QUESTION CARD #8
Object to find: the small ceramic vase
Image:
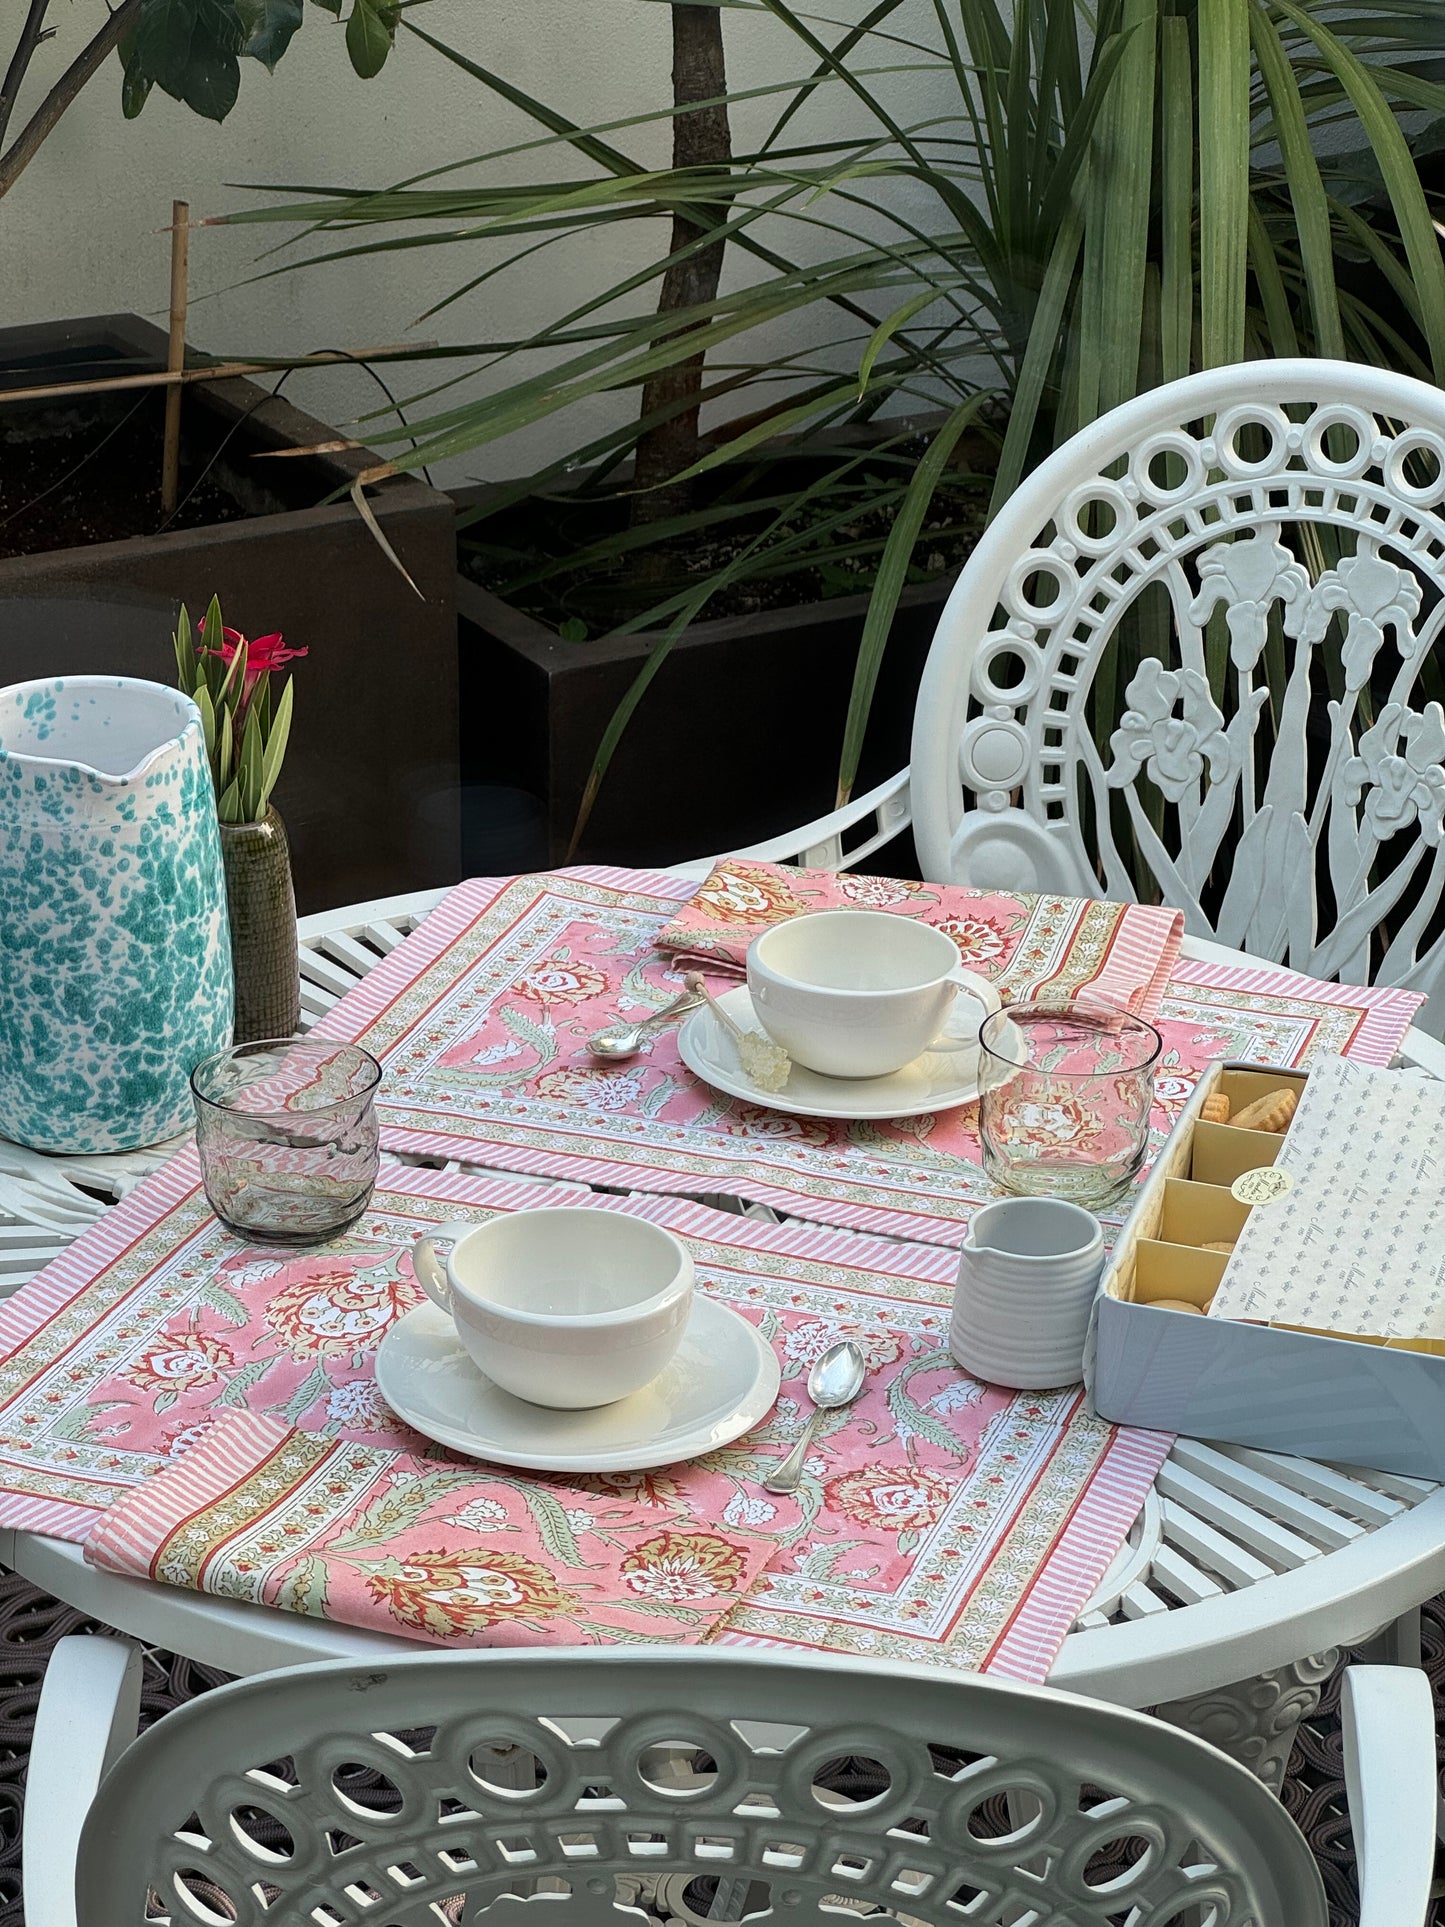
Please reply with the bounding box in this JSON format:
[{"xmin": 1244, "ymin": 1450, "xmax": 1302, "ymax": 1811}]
[
  {"xmin": 949, "ymin": 1197, "xmax": 1105, "ymax": 1389},
  {"xmin": 0, "ymin": 675, "xmax": 233, "ymax": 1153},
  {"xmin": 219, "ymin": 805, "xmax": 301, "ymax": 1045}
]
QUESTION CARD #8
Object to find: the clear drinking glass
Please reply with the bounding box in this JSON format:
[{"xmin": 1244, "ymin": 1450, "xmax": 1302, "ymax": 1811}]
[
  {"xmin": 977, "ymin": 996, "xmax": 1162, "ymax": 1208},
  {"xmin": 191, "ymin": 1039, "xmax": 382, "ymax": 1244}
]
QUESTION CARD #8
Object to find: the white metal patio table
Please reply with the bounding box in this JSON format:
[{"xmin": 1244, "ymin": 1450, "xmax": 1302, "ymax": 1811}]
[{"xmin": 0, "ymin": 886, "xmax": 1440, "ymax": 1791}]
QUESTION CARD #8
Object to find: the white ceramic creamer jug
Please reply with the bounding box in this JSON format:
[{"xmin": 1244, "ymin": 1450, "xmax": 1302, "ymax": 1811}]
[{"xmin": 950, "ymin": 1197, "xmax": 1104, "ymax": 1389}]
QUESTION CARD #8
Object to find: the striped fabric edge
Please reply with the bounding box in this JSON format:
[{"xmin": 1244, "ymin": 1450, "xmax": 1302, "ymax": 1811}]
[
  {"xmin": 384, "ymin": 1162, "xmax": 961, "ymax": 1281},
  {"xmin": 0, "ymin": 1146, "xmax": 207, "ymax": 1359},
  {"xmin": 0, "ymin": 1151, "xmax": 598, "ymax": 1358},
  {"xmin": 0, "ymin": 1490, "xmax": 126, "ymax": 1542},
  {"xmin": 375, "ymin": 1121, "xmax": 988, "ymax": 1248},
  {"xmin": 391, "ymin": 1165, "xmax": 962, "ymax": 1281},
  {"xmin": 84, "ymin": 1410, "xmax": 292, "ymax": 1576},
  {"xmin": 563, "ymin": 865, "xmax": 696, "ymax": 898},
  {"xmin": 605, "ymin": 1189, "xmax": 960, "ymax": 1283},
  {"xmin": 6, "ymin": 1147, "xmax": 963, "ymax": 1361},
  {"xmin": 1093, "ymin": 905, "xmax": 1184, "ymax": 1024},
  {"xmin": 984, "ymin": 1422, "xmax": 1173, "ymax": 1682},
  {"xmin": 311, "ymin": 868, "xmax": 694, "ymax": 1048},
  {"xmin": 1168, "ymin": 956, "xmax": 1425, "ymax": 1066}
]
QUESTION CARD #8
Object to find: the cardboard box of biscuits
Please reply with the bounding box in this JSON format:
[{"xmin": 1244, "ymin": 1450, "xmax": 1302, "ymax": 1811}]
[{"xmin": 1085, "ymin": 1053, "xmax": 1445, "ymax": 1480}]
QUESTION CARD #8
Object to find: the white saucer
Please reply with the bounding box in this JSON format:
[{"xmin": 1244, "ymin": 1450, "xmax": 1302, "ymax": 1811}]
[
  {"xmin": 375, "ymin": 1294, "xmax": 780, "ymax": 1473},
  {"xmin": 678, "ymin": 985, "xmax": 1020, "ymax": 1120}
]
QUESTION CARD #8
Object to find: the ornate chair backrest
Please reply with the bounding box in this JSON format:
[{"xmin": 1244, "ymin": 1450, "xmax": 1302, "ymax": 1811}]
[
  {"xmin": 911, "ymin": 359, "xmax": 1445, "ymax": 1033},
  {"xmin": 79, "ymin": 1647, "xmax": 1326, "ymax": 1926}
]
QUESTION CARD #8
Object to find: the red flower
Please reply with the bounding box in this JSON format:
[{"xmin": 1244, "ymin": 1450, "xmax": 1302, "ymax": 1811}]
[{"xmin": 207, "ymin": 625, "xmax": 307, "ymax": 704}]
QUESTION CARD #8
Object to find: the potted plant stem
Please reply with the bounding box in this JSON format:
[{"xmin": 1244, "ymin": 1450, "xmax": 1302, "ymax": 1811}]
[{"xmin": 174, "ymin": 595, "xmax": 305, "ymax": 1043}]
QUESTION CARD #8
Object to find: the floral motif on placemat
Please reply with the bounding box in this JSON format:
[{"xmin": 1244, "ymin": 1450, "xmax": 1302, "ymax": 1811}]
[
  {"xmin": 0, "ymin": 1154, "xmax": 1166, "ymax": 1678},
  {"xmin": 85, "ymin": 1412, "xmax": 776, "ymax": 1649},
  {"xmin": 309, "ymin": 870, "xmax": 1224, "ymax": 1247}
]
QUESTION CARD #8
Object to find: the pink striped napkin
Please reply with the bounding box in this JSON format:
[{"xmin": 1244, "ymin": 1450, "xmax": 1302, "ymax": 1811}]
[
  {"xmin": 84, "ymin": 1410, "xmax": 778, "ymax": 1649},
  {"xmin": 655, "ymin": 859, "xmax": 1185, "ymax": 1022}
]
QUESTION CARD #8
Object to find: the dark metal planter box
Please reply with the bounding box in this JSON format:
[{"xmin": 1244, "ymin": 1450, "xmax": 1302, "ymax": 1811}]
[
  {"xmin": 456, "ymin": 566, "xmax": 948, "ymax": 872},
  {"xmin": 0, "ymin": 314, "xmax": 459, "ymax": 914}
]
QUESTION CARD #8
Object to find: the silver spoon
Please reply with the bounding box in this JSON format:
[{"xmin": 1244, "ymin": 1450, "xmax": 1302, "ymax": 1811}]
[
  {"xmin": 763, "ymin": 1340, "xmax": 867, "ymax": 1494},
  {"xmin": 587, "ymin": 986, "xmax": 703, "ymax": 1061}
]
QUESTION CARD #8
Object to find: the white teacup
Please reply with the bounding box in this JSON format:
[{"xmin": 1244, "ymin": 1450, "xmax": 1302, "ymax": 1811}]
[
  {"xmin": 746, "ymin": 910, "xmax": 1003, "ymax": 1079},
  {"xmin": 410, "ymin": 1208, "xmax": 694, "ymax": 1409}
]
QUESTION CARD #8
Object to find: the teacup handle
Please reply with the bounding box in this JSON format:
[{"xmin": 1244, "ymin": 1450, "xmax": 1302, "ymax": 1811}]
[
  {"xmin": 929, "ymin": 969, "xmax": 1005, "ymax": 1053},
  {"xmin": 410, "ymin": 1219, "xmax": 477, "ymax": 1312}
]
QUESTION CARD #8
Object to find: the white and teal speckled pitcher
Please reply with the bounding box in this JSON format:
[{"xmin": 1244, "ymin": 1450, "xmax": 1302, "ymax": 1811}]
[{"xmin": 0, "ymin": 676, "xmax": 234, "ymax": 1153}]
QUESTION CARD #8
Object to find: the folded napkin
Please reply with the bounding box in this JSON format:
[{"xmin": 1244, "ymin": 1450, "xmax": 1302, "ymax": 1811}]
[
  {"xmin": 656, "ymin": 858, "xmax": 1185, "ymax": 1023},
  {"xmin": 84, "ymin": 1411, "xmax": 777, "ymax": 1648}
]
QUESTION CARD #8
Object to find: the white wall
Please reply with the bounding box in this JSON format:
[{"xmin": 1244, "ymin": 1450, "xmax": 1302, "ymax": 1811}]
[{"xmin": 2, "ymin": 2, "xmax": 952, "ymax": 484}]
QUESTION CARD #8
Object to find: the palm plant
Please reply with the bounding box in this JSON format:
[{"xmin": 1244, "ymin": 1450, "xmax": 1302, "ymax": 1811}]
[{"xmin": 222, "ymin": 0, "xmax": 1445, "ymax": 839}]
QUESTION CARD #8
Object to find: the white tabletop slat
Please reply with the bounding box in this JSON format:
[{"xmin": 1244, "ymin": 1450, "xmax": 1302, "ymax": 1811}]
[
  {"xmin": 313, "ymin": 931, "xmax": 391, "ymax": 981},
  {"xmin": 1156, "ymin": 1468, "xmax": 1320, "ymax": 1570},
  {"xmin": 1169, "ymin": 1441, "xmax": 1366, "ymax": 1550},
  {"xmin": 1330, "ymin": 1463, "xmax": 1438, "ymax": 1502},
  {"xmin": 297, "ymin": 949, "xmax": 362, "ymax": 999},
  {"xmin": 1148, "ymin": 1543, "xmax": 1225, "ymax": 1606},
  {"xmin": 361, "ymin": 919, "xmax": 412, "ymax": 954},
  {"xmin": 1156, "ymin": 1500, "xmax": 1280, "ymax": 1588},
  {"xmin": 0, "ymin": 1243, "xmax": 69, "ymax": 1285},
  {"xmin": 1210, "ymin": 1445, "xmax": 1405, "ymax": 1526},
  {"xmin": 1118, "ymin": 1583, "xmax": 1170, "ymax": 1620},
  {"xmin": 0, "ymin": 1224, "xmax": 79, "ymax": 1249}
]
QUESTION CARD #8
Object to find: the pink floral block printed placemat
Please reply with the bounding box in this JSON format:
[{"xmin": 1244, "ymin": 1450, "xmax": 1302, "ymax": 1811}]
[
  {"xmin": 0, "ymin": 1153, "xmax": 1168, "ymax": 1680},
  {"xmin": 85, "ymin": 1409, "xmax": 778, "ymax": 1651},
  {"xmin": 1159, "ymin": 954, "xmax": 1424, "ymax": 1067},
  {"xmin": 310, "ymin": 867, "xmax": 1227, "ymax": 1248},
  {"xmin": 658, "ymin": 859, "xmax": 1424, "ymax": 1066}
]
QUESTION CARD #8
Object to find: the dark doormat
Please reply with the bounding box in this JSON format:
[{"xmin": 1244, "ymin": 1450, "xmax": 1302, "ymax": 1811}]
[{"xmin": 0, "ymin": 1572, "xmax": 1439, "ymax": 1923}]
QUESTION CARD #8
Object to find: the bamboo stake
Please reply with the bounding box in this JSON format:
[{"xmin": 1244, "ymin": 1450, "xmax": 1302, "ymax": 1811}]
[
  {"xmin": 0, "ymin": 345, "xmax": 424, "ymax": 409},
  {"xmin": 253, "ymin": 438, "xmax": 364, "ymax": 459},
  {"xmin": 160, "ymin": 199, "xmax": 190, "ymax": 514}
]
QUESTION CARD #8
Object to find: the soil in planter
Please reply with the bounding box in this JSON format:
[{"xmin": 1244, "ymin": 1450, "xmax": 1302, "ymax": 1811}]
[
  {"xmin": 0, "ymin": 397, "xmax": 248, "ymax": 559},
  {"xmin": 459, "ymin": 432, "xmax": 993, "ymax": 636}
]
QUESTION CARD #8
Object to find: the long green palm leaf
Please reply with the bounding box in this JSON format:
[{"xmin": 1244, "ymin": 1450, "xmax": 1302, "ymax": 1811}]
[
  {"xmin": 837, "ymin": 391, "xmax": 995, "ymax": 806},
  {"xmin": 1249, "ymin": 2, "xmax": 1347, "ymax": 358},
  {"xmin": 1158, "ymin": 16, "xmax": 1195, "ymax": 384},
  {"xmin": 1271, "ymin": 0, "xmax": 1445, "ymax": 378},
  {"xmin": 1198, "ymin": 0, "xmax": 1253, "ymax": 368}
]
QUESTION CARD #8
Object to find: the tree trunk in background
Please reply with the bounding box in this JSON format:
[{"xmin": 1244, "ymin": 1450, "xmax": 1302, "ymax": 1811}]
[{"xmin": 629, "ymin": 4, "xmax": 731, "ymax": 530}]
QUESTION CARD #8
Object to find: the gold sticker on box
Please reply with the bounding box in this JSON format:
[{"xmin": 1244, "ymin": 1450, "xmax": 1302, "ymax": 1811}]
[{"xmin": 1231, "ymin": 1166, "xmax": 1295, "ymax": 1205}]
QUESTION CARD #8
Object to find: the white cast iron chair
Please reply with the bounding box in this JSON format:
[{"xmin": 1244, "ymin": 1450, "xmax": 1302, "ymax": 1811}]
[
  {"xmin": 24, "ymin": 1638, "xmax": 1437, "ymax": 1927},
  {"xmin": 687, "ymin": 359, "xmax": 1445, "ymax": 1053}
]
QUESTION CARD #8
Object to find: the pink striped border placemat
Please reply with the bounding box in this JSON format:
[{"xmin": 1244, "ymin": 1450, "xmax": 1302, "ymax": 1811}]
[
  {"xmin": 311, "ymin": 867, "xmax": 1219, "ymax": 1248},
  {"xmin": 0, "ymin": 1152, "xmax": 1166, "ymax": 1681}
]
